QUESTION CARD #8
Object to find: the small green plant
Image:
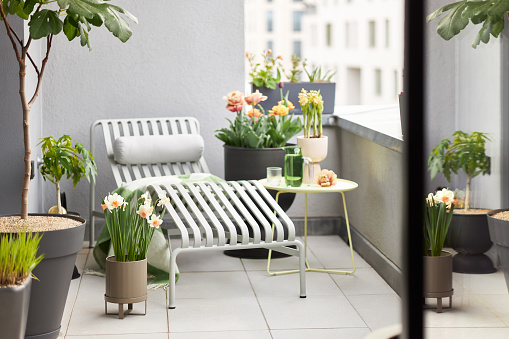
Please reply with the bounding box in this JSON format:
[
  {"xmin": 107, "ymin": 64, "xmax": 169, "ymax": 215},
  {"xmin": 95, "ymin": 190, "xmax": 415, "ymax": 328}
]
[
  {"xmin": 102, "ymin": 191, "xmax": 166, "ymax": 262},
  {"xmin": 424, "ymin": 188, "xmax": 455, "ymax": 256},
  {"xmin": 304, "ymin": 65, "xmax": 336, "ymax": 83},
  {"xmin": 285, "ymin": 54, "xmax": 304, "ymax": 83},
  {"xmin": 0, "ymin": 230, "xmax": 44, "ymax": 287},
  {"xmin": 246, "ymin": 50, "xmax": 282, "ymax": 89},
  {"xmin": 298, "ymin": 89, "xmax": 324, "ymax": 138},
  {"xmin": 428, "ymin": 131, "xmax": 490, "ymax": 210},
  {"xmin": 39, "ymin": 135, "xmax": 97, "ymax": 214}
]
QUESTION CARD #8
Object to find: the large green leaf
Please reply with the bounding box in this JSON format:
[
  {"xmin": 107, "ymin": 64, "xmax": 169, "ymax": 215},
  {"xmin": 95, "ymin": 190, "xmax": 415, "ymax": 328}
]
[
  {"xmin": 103, "ymin": 7, "xmax": 132, "ymax": 42},
  {"xmin": 427, "ymin": 1, "xmax": 465, "ymax": 22},
  {"xmin": 436, "ymin": 2, "xmax": 469, "ymax": 40},
  {"xmin": 58, "ymin": 0, "xmax": 108, "ymax": 20},
  {"xmin": 28, "ymin": 9, "xmax": 63, "ymax": 39}
]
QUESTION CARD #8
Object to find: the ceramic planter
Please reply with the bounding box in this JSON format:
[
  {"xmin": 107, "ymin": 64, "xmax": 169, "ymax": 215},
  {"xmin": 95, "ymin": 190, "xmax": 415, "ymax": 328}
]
[
  {"xmin": 446, "ymin": 212, "xmax": 495, "ymax": 274},
  {"xmin": 0, "ymin": 276, "xmax": 32, "ymax": 339},
  {"xmin": 105, "ymin": 256, "xmax": 147, "ymax": 319},
  {"xmin": 297, "ymin": 136, "xmax": 329, "ymax": 184},
  {"xmin": 487, "ymin": 209, "xmax": 509, "ymax": 292},
  {"xmin": 424, "ymin": 251, "xmax": 453, "ymax": 313},
  {"xmin": 253, "ymin": 82, "xmax": 336, "ymax": 114},
  {"xmin": 21, "ymin": 213, "xmax": 86, "ymax": 339}
]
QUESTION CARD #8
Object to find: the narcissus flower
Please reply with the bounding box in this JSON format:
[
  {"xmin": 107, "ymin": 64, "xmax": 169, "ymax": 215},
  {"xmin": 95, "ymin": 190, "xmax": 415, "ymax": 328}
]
[
  {"xmin": 141, "ymin": 191, "xmax": 151, "ymax": 203},
  {"xmin": 148, "ymin": 214, "xmax": 163, "ymax": 228},
  {"xmin": 104, "ymin": 193, "xmax": 124, "ymax": 210},
  {"xmin": 157, "ymin": 193, "xmax": 170, "ymax": 207},
  {"xmin": 435, "ymin": 188, "xmax": 455, "ymax": 208},
  {"xmin": 315, "ymin": 169, "xmax": 337, "ymax": 187},
  {"xmin": 137, "ymin": 203, "xmax": 154, "ymax": 219}
]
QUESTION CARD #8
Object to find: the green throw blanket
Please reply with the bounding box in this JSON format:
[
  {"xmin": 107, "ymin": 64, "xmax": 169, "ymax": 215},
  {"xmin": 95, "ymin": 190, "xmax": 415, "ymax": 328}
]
[{"xmin": 92, "ymin": 173, "xmax": 224, "ymax": 288}]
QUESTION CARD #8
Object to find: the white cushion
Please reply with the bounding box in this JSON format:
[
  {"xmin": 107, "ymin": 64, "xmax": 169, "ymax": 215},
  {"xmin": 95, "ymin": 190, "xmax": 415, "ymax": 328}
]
[{"xmin": 113, "ymin": 134, "xmax": 204, "ymax": 165}]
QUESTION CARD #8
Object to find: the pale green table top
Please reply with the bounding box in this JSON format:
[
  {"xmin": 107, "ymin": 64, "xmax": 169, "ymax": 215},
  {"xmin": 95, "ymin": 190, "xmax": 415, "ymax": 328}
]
[{"xmin": 259, "ymin": 178, "xmax": 358, "ymax": 193}]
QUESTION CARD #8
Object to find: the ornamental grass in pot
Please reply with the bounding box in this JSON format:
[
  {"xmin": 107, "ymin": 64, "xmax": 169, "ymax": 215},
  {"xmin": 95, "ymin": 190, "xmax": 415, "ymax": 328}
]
[
  {"xmin": 423, "ymin": 188, "xmax": 455, "ymax": 313},
  {"xmin": 428, "ymin": 131, "xmax": 494, "ymax": 273},
  {"xmin": 0, "ymin": 231, "xmax": 43, "ymax": 339},
  {"xmin": 102, "ymin": 191, "xmax": 167, "ymax": 318}
]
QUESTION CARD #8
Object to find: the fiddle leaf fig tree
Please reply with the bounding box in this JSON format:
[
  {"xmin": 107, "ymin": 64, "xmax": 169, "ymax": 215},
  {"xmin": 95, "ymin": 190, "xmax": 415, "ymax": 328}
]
[
  {"xmin": 428, "ymin": 131, "xmax": 491, "ymax": 210},
  {"xmin": 0, "ymin": 0, "xmax": 137, "ymax": 219},
  {"xmin": 427, "ymin": 0, "xmax": 509, "ymax": 48}
]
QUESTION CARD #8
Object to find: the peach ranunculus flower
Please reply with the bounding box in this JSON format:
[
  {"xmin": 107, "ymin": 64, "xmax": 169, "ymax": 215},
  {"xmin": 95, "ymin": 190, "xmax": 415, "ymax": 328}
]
[
  {"xmin": 245, "ymin": 90, "xmax": 267, "ymax": 105},
  {"xmin": 315, "ymin": 169, "xmax": 338, "ymax": 187},
  {"xmin": 246, "ymin": 108, "xmax": 263, "ymax": 118},
  {"xmin": 223, "ymin": 91, "xmax": 246, "ymax": 112},
  {"xmin": 269, "ymin": 104, "xmax": 290, "ymax": 116},
  {"xmin": 279, "ymin": 100, "xmax": 295, "ymax": 111}
]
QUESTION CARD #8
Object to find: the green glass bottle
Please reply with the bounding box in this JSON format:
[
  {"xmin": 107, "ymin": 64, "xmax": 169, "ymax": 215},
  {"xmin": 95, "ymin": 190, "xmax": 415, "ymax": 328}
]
[{"xmin": 283, "ymin": 146, "xmax": 303, "ymax": 187}]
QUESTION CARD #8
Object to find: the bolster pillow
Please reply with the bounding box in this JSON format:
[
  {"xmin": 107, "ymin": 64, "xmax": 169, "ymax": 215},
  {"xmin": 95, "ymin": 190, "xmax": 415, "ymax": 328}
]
[{"xmin": 113, "ymin": 134, "xmax": 204, "ymax": 165}]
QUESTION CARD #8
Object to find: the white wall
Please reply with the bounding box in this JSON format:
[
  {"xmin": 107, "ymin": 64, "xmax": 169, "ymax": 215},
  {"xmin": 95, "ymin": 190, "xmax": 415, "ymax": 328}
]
[{"xmin": 40, "ymin": 0, "xmax": 245, "ymax": 217}]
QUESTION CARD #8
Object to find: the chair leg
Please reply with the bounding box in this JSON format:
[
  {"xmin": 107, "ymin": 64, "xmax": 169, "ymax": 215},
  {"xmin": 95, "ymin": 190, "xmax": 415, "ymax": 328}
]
[
  {"xmin": 168, "ymin": 250, "xmax": 179, "ymax": 309},
  {"xmin": 296, "ymin": 242, "xmax": 307, "ymax": 298}
]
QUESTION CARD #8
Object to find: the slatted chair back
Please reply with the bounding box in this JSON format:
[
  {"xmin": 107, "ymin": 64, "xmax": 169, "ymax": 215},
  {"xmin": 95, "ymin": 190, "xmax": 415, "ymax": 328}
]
[{"xmin": 89, "ymin": 117, "xmax": 210, "ymax": 245}]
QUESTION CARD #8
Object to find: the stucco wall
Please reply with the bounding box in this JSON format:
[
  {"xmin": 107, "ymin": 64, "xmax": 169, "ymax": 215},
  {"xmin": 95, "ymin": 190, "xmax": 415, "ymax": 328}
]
[{"xmin": 40, "ymin": 0, "xmax": 245, "ymax": 217}]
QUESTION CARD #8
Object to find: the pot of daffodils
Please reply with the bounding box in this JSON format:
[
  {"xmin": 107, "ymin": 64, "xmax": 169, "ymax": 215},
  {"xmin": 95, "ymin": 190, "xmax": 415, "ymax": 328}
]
[
  {"xmin": 428, "ymin": 131, "xmax": 494, "ymax": 274},
  {"xmin": 102, "ymin": 191, "xmax": 167, "ymax": 319},
  {"xmin": 0, "ymin": 231, "xmax": 43, "ymax": 339},
  {"xmin": 297, "ymin": 89, "xmax": 328, "ymax": 184},
  {"xmin": 423, "ymin": 188, "xmax": 455, "ymax": 313}
]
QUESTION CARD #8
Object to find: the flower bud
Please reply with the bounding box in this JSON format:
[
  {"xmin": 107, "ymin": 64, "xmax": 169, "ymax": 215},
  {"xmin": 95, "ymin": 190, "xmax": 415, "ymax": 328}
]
[{"xmin": 279, "ymin": 82, "xmax": 284, "ymax": 89}]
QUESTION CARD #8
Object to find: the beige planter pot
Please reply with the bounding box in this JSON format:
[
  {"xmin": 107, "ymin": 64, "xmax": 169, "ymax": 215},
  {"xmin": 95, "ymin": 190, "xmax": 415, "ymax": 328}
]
[
  {"xmin": 105, "ymin": 256, "xmax": 147, "ymax": 319},
  {"xmin": 424, "ymin": 251, "xmax": 454, "ymax": 313},
  {"xmin": 297, "ymin": 136, "xmax": 329, "ymax": 184}
]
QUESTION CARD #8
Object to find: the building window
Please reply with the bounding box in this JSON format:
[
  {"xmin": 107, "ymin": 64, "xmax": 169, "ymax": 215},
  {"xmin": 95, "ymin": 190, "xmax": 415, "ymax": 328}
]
[
  {"xmin": 293, "ymin": 0, "xmax": 303, "ymax": 2},
  {"xmin": 369, "ymin": 20, "xmax": 376, "ymax": 47},
  {"xmin": 267, "ymin": 41, "xmax": 273, "ymax": 52},
  {"xmin": 375, "ymin": 69, "xmax": 382, "ymax": 96},
  {"xmin": 267, "ymin": 10, "xmax": 273, "ymax": 32},
  {"xmin": 293, "ymin": 11, "xmax": 304, "ymax": 32},
  {"xmin": 293, "ymin": 40, "xmax": 302, "ymax": 58},
  {"xmin": 385, "ymin": 19, "xmax": 390, "ymax": 48},
  {"xmin": 326, "ymin": 23, "xmax": 332, "ymax": 47}
]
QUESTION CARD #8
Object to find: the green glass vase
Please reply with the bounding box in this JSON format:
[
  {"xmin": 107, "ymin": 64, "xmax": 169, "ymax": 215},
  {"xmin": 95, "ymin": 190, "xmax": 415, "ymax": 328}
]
[{"xmin": 283, "ymin": 146, "xmax": 303, "ymax": 187}]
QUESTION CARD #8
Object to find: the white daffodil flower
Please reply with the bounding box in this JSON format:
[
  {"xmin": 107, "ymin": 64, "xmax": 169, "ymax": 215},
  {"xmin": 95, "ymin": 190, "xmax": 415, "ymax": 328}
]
[
  {"xmin": 435, "ymin": 188, "xmax": 455, "ymax": 208},
  {"xmin": 148, "ymin": 214, "xmax": 163, "ymax": 228},
  {"xmin": 137, "ymin": 202, "xmax": 154, "ymax": 219},
  {"xmin": 157, "ymin": 193, "xmax": 170, "ymax": 207}
]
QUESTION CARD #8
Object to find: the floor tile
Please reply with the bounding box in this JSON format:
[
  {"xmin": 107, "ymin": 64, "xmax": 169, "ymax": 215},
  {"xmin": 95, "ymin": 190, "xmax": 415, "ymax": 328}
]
[
  {"xmin": 247, "ymin": 269, "xmax": 343, "ymax": 297},
  {"xmin": 453, "ymin": 271, "xmax": 508, "ymax": 295},
  {"xmin": 168, "ymin": 330, "xmax": 272, "ymax": 339},
  {"xmin": 424, "ymin": 295, "xmax": 506, "ymax": 327},
  {"xmin": 174, "ymin": 271, "xmax": 255, "ymax": 299},
  {"xmin": 66, "ymin": 334, "xmax": 168, "ymax": 339},
  {"xmin": 425, "ymin": 327, "xmax": 509, "ymax": 339},
  {"xmin": 257, "ymin": 295, "xmax": 367, "ymax": 329},
  {"xmin": 67, "ymin": 289, "xmax": 168, "ymax": 336},
  {"xmin": 271, "ymin": 328, "xmax": 372, "ymax": 339},
  {"xmin": 174, "ymin": 249, "xmax": 245, "ymax": 272},
  {"xmin": 305, "ymin": 235, "xmax": 370, "ymax": 269},
  {"xmin": 241, "ymin": 248, "xmax": 323, "ymax": 271},
  {"xmin": 168, "ymin": 297, "xmax": 267, "ymax": 332},
  {"xmin": 331, "ymin": 267, "xmax": 396, "ymax": 295},
  {"xmin": 347, "ymin": 294, "xmax": 402, "ymax": 331},
  {"xmin": 476, "ymin": 294, "xmax": 509, "ymax": 326}
]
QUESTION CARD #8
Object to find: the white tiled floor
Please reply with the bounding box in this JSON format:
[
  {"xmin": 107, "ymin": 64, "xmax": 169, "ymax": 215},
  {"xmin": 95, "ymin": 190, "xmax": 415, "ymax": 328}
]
[{"xmin": 58, "ymin": 235, "xmax": 509, "ymax": 338}]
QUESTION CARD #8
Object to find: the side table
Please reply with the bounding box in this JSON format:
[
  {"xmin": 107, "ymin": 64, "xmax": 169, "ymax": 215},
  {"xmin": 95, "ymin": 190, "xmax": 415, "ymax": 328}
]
[{"xmin": 260, "ymin": 178, "xmax": 359, "ymax": 275}]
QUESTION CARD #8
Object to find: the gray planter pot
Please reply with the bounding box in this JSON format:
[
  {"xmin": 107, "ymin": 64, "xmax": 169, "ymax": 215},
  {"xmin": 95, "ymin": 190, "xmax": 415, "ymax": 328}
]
[
  {"xmin": 446, "ymin": 212, "xmax": 495, "ymax": 274},
  {"xmin": 487, "ymin": 209, "xmax": 509, "ymax": 293},
  {"xmin": 0, "ymin": 276, "xmax": 32, "ymax": 339},
  {"xmin": 23, "ymin": 213, "xmax": 86, "ymax": 339},
  {"xmin": 253, "ymin": 82, "xmax": 336, "ymax": 114},
  {"xmin": 424, "ymin": 251, "xmax": 454, "ymax": 313}
]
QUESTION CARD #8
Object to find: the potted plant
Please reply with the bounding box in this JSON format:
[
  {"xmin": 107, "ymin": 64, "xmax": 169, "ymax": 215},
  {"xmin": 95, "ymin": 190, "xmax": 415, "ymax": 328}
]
[
  {"xmin": 0, "ymin": 1, "xmax": 136, "ymax": 337},
  {"xmin": 0, "ymin": 231, "xmax": 43, "ymax": 339},
  {"xmin": 428, "ymin": 131, "xmax": 494, "ymax": 273},
  {"xmin": 39, "ymin": 135, "xmax": 97, "ymax": 214},
  {"xmin": 102, "ymin": 191, "xmax": 166, "ymax": 318},
  {"xmin": 248, "ymin": 50, "xmax": 336, "ymax": 114},
  {"xmin": 215, "ymin": 87, "xmax": 301, "ymax": 258},
  {"xmin": 423, "ymin": 188, "xmax": 455, "ymax": 313},
  {"xmin": 296, "ymin": 89, "xmax": 328, "ymax": 184}
]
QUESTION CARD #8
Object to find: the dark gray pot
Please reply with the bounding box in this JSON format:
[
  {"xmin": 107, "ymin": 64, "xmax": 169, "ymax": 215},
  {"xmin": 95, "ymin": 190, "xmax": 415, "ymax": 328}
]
[
  {"xmin": 223, "ymin": 145, "xmax": 295, "ymax": 259},
  {"xmin": 423, "ymin": 251, "xmax": 453, "ymax": 313},
  {"xmin": 253, "ymin": 82, "xmax": 336, "ymax": 114},
  {"xmin": 23, "ymin": 213, "xmax": 86, "ymax": 339},
  {"xmin": 487, "ymin": 209, "xmax": 509, "ymax": 292},
  {"xmin": 446, "ymin": 212, "xmax": 495, "ymax": 274},
  {"xmin": 0, "ymin": 276, "xmax": 32, "ymax": 339}
]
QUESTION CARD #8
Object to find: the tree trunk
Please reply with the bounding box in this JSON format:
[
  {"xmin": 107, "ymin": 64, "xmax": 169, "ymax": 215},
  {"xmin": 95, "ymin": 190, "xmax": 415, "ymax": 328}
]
[
  {"xmin": 465, "ymin": 175, "xmax": 471, "ymax": 211},
  {"xmin": 56, "ymin": 180, "xmax": 62, "ymax": 214},
  {"xmin": 20, "ymin": 61, "xmax": 31, "ymax": 219}
]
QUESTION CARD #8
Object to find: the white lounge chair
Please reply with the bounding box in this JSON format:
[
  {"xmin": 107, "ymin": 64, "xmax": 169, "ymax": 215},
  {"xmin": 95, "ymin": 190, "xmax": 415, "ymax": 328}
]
[{"xmin": 89, "ymin": 117, "xmax": 306, "ymax": 308}]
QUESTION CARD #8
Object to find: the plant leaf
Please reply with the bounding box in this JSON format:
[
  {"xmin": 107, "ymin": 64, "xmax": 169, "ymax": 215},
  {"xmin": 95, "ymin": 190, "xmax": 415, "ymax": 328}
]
[{"xmin": 28, "ymin": 9, "xmax": 63, "ymax": 39}]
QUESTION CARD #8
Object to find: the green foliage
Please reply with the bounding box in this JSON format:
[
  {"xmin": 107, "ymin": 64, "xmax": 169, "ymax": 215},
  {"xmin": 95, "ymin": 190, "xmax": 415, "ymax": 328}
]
[
  {"xmin": 304, "ymin": 65, "xmax": 336, "ymax": 83},
  {"xmin": 285, "ymin": 54, "xmax": 304, "ymax": 83},
  {"xmin": 428, "ymin": 131, "xmax": 490, "ymax": 182},
  {"xmin": 39, "ymin": 135, "xmax": 97, "ymax": 188},
  {"xmin": 427, "ymin": 0, "xmax": 509, "ymax": 48},
  {"xmin": 424, "ymin": 193, "xmax": 455, "ymax": 257},
  {"xmin": 247, "ymin": 50, "xmax": 282, "ymax": 90},
  {"xmin": 0, "ymin": 230, "xmax": 44, "ymax": 287},
  {"xmin": 1, "ymin": 0, "xmax": 137, "ymax": 49}
]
